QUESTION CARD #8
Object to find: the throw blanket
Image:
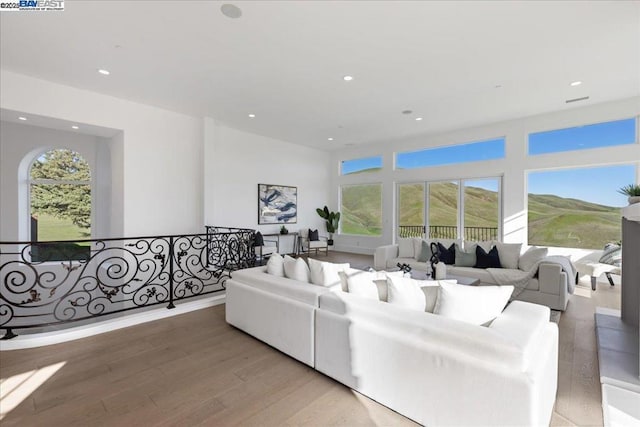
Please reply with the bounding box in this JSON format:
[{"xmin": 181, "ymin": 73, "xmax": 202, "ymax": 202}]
[{"xmin": 487, "ymin": 256, "xmax": 576, "ymax": 299}]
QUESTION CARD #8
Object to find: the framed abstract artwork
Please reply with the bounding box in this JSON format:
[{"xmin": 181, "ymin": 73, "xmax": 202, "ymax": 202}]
[{"xmin": 258, "ymin": 184, "xmax": 298, "ymax": 224}]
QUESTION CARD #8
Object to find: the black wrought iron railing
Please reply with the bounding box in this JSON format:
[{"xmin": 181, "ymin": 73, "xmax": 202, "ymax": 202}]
[
  {"xmin": 398, "ymin": 225, "xmax": 498, "ymax": 241},
  {"xmin": 0, "ymin": 227, "xmax": 255, "ymax": 339}
]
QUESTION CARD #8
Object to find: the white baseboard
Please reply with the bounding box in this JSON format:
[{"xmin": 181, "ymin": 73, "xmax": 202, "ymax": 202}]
[{"xmin": 0, "ymin": 294, "xmax": 226, "ymax": 351}]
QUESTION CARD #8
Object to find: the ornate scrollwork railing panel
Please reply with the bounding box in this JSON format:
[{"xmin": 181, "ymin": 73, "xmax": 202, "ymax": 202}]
[{"xmin": 1, "ymin": 228, "xmax": 254, "ymax": 338}]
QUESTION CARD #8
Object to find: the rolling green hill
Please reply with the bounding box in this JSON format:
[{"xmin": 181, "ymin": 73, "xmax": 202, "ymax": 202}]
[
  {"xmin": 527, "ymin": 194, "xmax": 620, "ymax": 249},
  {"xmin": 342, "ymin": 182, "xmax": 621, "ymax": 249}
]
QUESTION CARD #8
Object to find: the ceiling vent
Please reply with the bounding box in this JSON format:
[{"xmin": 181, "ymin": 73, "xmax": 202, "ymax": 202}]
[{"xmin": 566, "ymin": 96, "xmax": 589, "ymax": 104}]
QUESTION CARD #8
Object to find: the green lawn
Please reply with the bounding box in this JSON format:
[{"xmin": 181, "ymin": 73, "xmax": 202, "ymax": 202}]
[
  {"xmin": 31, "ymin": 213, "xmax": 91, "ymax": 261},
  {"xmin": 34, "ymin": 213, "xmax": 91, "ymax": 242}
]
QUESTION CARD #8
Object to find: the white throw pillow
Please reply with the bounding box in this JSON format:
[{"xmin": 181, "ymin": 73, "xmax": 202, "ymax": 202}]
[
  {"xmin": 434, "ymin": 282, "xmax": 513, "ymax": 326},
  {"xmin": 398, "ymin": 238, "xmax": 415, "ymax": 259},
  {"xmin": 308, "ymin": 258, "xmax": 350, "ymax": 287},
  {"xmin": 518, "ymin": 246, "xmax": 548, "ymax": 272},
  {"xmin": 386, "ymin": 275, "xmax": 427, "ymax": 311},
  {"xmin": 283, "ymin": 255, "xmax": 310, "ymax": 282},
  {"xmin": 496, "ymin": 242, "xmax": 522, "ymax": 270},
  {"xmin": 345, "ymin": 271, "xmax": 379, "ymax": 300},
  {"xmin": 338, "ymin": 269, "xmax": 405, "ymax": 300},
  {"xmin": 266, "ymin": 253, "xmax": 284, "ymax": 277}
]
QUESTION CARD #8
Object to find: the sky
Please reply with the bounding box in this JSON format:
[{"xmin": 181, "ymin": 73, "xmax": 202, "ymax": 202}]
[
  {"xmin": 396, "ymin": 138, "xmax": 505, "ymax": 169},
  {"xmin": 529, "ymin": 118, "xmax": 636, "ymax": 155}
]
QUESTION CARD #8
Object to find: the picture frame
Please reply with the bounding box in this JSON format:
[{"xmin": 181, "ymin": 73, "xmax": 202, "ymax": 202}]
[{"xmin": 258, "ymin": 184, "xmax": 298, "ymax": 224}]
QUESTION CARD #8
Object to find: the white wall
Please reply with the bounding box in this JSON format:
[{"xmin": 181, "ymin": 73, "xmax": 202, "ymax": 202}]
[
  {"xmin": 331, "ymin": 97, "xmax": 640, "ymax": 254},
  {"xmin": 0, "ymin": 121, "xmax": 117, "ymax": 240},
  {"xmin": 0, "ymin": 70, "xmax": 203, "ymax": 236},
  {"xmin": 203, "ymin": 118, "xmax": 330, "ymax": 237}
]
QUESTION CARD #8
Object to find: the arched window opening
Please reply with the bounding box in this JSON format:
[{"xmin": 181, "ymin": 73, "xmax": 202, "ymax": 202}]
[{"xmin": 29, "ymin": 148, "xmax": 91, "ymax": 261}]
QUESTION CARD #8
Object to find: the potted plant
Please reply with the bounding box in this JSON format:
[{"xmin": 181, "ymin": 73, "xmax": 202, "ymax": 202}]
[
  {"xmin": 618, "ymin": 184, "xmax": 640, "ymax": 205},
  {"xmin": 280, "ymin": 225, "xmax": 288, "ymax": 235},
  {"xmin": 316, "ymin": 206, "xmax": 340, "ymax": 245}
]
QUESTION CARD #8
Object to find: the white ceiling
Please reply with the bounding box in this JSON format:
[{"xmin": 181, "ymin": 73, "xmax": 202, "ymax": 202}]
[
  {"xmin": 0, "ymin": 108, "xmax": 121, "ymax": 138},
  {"xmin": 1, "ymin": 1, "xmax": 639, "ymax": 150}
]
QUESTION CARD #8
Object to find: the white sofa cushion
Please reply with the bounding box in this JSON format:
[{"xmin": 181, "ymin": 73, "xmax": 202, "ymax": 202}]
[
  {"xmin": 445, "ymin": 265, "xmax": 495, "ymax": 283},
  {"xmin": 496, "ymin": 242, "xmax": 522, "ymax": 269},
  {"xmin": 318, "ymin": 290, "xmax": 524, "ymax": 371},
  {"xmin": 386, "ymin": 275, "xmax": 428, "ymax": 311},
  {"xmin": 283, "ymin": 255, "xmax": 310, "ymax": 282},
  {"xmin": 434, "ymin": 282, "xmax": 514, "ymax": 325},
  {"xmin": 266, "ymin": 252, "xmax": 285, "ymax": 276},
  {"xmin": 519, "ymin": 246, "xmax": 548, "ymax": 272},
  {"xmin": 308, "ymin": 258, "xmax": 350, "ymax": 287}
]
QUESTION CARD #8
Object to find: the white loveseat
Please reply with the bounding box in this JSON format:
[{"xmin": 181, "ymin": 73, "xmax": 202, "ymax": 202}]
[
  {"xmin": 226, "ymin": 265, "xmax": 559, "ymax": 426},
  {"xmin": 375, "ymin": 238, "xmax": 571, "ymax": 311}
]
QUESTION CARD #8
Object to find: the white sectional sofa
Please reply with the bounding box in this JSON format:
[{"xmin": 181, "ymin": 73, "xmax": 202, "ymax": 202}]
[
  {"xmin": 226, "ymin": 265, "xmax": 559, "ymax": 426},
  {"xmin": 375, "ymin": 238, "xmax": 572, "ymax": 311}
]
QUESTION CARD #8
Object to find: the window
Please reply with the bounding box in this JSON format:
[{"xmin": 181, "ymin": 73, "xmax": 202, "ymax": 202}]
[
  {"xmin": 463, "ymin": 179, "xmax": 500, "ymax": 241},
  {"xmin": 340, "ymin": 183, "xmax": 382, "ymax": 236},
  {"xmin": 29, "ymin": 149, "xmax": 92, "ymax": 261},
  {"xmin": 528, "ymin": 118, "xmax": 637, "ymax": 155},
  {"xmin": 528, "ymin": 164, "xmax": 636, "ymax": 249},
  {"xmin": 341, "ymin": 156, "xmax": 383, "ymax": 175},
  {"xmin": 396, "ymin": 138, "xmax": 505, "ymax": 170},
  {"xmin": 398, "ymin": 183, "xmax": 425, "ymax": 237},
  {"xmin": 397, "ymin": 178, "xmax": 501, "ymax": 241},
  {"xmin": 428, "ymin": 181, "xmax": 459, "ymax": 239}
]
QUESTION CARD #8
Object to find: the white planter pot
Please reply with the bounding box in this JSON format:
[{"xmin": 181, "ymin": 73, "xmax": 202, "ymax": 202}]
[{"xmin": 628, "ymin": 196, "xmax": 640, "ymax": 205}]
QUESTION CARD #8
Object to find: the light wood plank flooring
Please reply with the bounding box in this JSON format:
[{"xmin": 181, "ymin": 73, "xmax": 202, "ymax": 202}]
[{"xmin": 0, "ymin": 251, "xmax": 620, "ymax": 426}]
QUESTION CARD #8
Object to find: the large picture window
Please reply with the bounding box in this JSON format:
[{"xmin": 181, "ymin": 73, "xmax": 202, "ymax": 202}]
[
  {"xmin": 340, "ymin": 183, "xmax": 382, "ymax": 236},
  {"xmin": 29, "ymin": 148, "xmax": 92, "ymax": 261},
  {"xmin": 397, "ymin": 178, "xmax": 500, "ymax": 241},
  {"xmin": 527, "ymin": 164, "xmax": 636, "ymax": 249}
]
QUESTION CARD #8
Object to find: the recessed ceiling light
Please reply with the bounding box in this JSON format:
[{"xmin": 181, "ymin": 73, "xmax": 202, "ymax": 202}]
[
  {"xmin": 415, "ymin": 117, "xmax": 423, "ymax": 121},
  {"xmin": 402, "ymin": 110, "xmax": 413, "ymax": 115},
  {"xmin": 570, "ymin": 81, "xmax": 582, "ymax": 86},
  {"xmin": 71, "ymin": 125, "xmax": 79, "ymax": 130},
  {"xmin": 221, "ymin": 4, "xmax": 242, "ymax": 19},
  {"xmin": 343, "ymin": 75, "xmax": 354, "ymax": 81},
  {"xmin": 327, "ymin": 137, "xmax": 334, "ymax": 141},
  {"xmin": 18, "ymin": 116, "xmax": 27, "ymax": 121},
  {"xmin": 98, "ymin": 69, "xmax": 110, "ymax": 75},
  {"xmin": 248, "ymin": 113, "xmax": 255, "ymax": 118}
]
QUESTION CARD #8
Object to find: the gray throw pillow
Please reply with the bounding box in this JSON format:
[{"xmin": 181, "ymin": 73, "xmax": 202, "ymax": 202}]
[
  {"xmin": 417, "ymin": 240, "xmax": 432, "ymax": 262},
  {"xmin": 599, "ymin": 243, "xmax": 621, "ymax": 266},
  {"xmin": 454, "ymin": 243, "xmax": 476, "ymax": 267}
]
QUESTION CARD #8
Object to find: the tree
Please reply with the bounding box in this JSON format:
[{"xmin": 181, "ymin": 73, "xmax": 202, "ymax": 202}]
[{"xmin": 30, "ymin": 149, "xmax": 91, "ymax": 229}]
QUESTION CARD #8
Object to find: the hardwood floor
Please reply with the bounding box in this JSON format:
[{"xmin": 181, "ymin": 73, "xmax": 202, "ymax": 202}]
[{"xmin": 0, "ymin": 251, "xmax": 619, "ymax": 426}]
